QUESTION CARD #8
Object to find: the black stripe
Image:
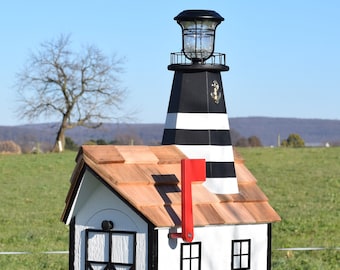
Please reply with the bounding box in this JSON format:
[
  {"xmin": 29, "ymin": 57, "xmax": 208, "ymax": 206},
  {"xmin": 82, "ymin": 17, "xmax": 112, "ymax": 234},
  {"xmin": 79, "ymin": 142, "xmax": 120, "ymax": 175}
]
[
  {"xmin": 267, "ymin": 223, "xmax": 272, "ymax": 270},
  {"xmin": 162, "ymin": 129, "xmax": 232, "ymax": 145},
  {"xmin": 69, "ymin": 217, "xmax": 75, "ymax": 270},
  {"xmin": 206, "ymin": 162, "xmax": 236, "ymax": 178},
  {"xmin": 148, "ymin": 224, "xmax": 158, "ymax": 270},
  {"xmin": 167, "ymin": 71, "xmax": 227, "ymax": 113}
]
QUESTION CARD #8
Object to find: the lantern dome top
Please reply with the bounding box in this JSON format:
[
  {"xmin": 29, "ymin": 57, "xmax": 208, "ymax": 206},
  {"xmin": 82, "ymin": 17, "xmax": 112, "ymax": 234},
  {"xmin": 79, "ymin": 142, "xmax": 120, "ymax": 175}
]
[{"xmin": 174, "ymin": 10, "xmax": 224, "ymax": 22}]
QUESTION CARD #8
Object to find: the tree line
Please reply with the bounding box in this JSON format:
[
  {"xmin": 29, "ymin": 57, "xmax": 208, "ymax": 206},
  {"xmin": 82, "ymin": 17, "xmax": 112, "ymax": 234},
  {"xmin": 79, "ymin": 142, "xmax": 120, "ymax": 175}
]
[{"xmin": 231, "ymin": 130, "xmax": 305, "ymax": 148}]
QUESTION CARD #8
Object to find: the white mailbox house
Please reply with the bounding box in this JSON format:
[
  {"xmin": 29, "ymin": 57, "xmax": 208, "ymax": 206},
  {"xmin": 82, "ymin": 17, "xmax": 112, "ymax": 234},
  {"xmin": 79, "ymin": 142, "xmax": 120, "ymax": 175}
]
[{"xmin": 61, "ymin": 145, "xmax": 280, "ymax": 270}]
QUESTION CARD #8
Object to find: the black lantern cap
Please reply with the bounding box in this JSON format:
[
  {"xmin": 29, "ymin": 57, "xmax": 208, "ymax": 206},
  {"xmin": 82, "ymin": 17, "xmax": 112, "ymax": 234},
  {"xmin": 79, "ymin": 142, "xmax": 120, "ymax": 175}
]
[{"xmin": 174, "ymin": 10, "xmax": 224, "ymax": 23}]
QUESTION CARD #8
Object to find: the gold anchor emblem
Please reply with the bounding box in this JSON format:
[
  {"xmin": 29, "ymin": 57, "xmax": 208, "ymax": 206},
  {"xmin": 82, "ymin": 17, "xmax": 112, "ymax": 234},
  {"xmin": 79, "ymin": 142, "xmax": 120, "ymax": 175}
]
[{"xmin": 210, "ymin": 80, "xmax": 221, "ymax": 104}]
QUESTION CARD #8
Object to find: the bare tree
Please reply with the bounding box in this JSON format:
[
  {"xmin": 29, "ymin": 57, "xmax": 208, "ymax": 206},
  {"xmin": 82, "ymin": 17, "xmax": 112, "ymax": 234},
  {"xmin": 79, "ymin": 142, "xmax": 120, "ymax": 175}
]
[{"xmin": 15, "ymin": 34, "xmax": 127, "ymax": 152}]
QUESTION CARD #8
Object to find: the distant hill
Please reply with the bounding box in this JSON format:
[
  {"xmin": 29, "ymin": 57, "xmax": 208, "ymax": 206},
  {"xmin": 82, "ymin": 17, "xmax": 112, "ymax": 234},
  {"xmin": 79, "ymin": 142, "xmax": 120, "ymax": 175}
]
[
  {"xmin": 229, "ymin": 117, "xmax": 340, "ymax": 146},
  {"xmin": 1, "ymin": 117, "xmax": 340, "ymax": 147},
  {"xmin": 0, "ymin": 123, "xmax": 164, "ymax": 147}
]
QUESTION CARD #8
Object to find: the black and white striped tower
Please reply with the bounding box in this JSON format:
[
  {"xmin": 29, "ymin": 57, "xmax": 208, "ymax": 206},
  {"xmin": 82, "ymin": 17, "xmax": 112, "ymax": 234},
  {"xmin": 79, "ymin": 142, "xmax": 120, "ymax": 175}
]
[{"xmin": 162, "ymin": 10, "xmax": 239, "ymax": 194}]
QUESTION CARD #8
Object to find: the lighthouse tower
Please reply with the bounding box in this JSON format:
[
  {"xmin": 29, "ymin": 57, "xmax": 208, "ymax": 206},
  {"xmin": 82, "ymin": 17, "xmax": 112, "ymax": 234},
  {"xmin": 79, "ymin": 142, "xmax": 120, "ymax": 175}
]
[{"xmin": 162, "ymin": 10, "xmax": 239, "ymax": 194}]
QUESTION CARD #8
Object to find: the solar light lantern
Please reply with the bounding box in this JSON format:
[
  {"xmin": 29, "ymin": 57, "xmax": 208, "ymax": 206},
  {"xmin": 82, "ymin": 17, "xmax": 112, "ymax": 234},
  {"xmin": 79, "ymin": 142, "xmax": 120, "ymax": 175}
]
[{"xmin": 175, "ymin": 10, "xmax": 224, "ymax": 64}]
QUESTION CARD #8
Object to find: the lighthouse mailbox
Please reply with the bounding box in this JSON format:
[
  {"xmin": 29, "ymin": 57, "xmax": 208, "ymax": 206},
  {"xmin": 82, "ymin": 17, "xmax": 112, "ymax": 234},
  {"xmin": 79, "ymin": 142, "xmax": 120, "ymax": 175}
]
[
  {"xmin": 163, "ymin": 10, "xmax": 237, "ymax": 195},
  {"xmin": 62, "ymin": 10, "xmax": 280, "ymax": 270}
]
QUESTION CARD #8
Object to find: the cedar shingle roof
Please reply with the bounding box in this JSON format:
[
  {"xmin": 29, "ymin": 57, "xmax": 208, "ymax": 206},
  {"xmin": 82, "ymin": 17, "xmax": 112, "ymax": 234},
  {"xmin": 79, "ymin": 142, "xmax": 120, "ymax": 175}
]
[{"xmin": 62, "ymin": 145, "xmax": 280, "ymax": 226}]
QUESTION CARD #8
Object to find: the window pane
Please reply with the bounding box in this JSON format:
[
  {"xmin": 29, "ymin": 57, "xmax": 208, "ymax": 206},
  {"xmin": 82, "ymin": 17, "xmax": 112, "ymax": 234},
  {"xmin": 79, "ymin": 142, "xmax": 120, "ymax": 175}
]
[
  {"xmin": 241, "ymin": 241, "xmax": 249, "ymax": 254},
  {"xmin": 87, "ymin": 232, "xmax": 109, "ymax": 262},
  {"xmin": 115, "ymin": 266, "xmax": 131, "ymax": 270},
  {"xmin": 182, "ymin": 259, "xmax": 190, "ymax": 270},
  {"xmin": 191, "ymin": 258, "xmax": 200, "ymax": 270},
  {"xmin": 233, "ymin": 256, "xmax": 240, "ymax": 269},
  {"xmin": 233, "ymin": 241, "xmax": 240, "ymax": 255},
  {"xmin": 191, "ymin": 244, "xmax": 200, "ymax": 257},
  {"xmin": 88, "ymin": 263, "xmax": 106, "ymax": 270},
  {"xmin": 241, "ymin": 255, "xmax": 249, "ymax": 268},
  {"xmin": 111, "ymin": 233, "xmax": 134, "ymax": 264},
  {"xmin": 182, "ymin": 245, "xmax": 190, "ymax": 258}
]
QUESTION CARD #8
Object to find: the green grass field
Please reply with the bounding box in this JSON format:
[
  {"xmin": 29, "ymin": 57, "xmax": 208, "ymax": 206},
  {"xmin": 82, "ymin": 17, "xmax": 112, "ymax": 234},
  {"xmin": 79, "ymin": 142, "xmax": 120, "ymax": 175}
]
[
  {"xmin": 0, "ymin": 148, "xmax": 339, "ymax": 269},
  {"xmin": 237, "ymin": 147, "xmax": 339, "ymax": 269}
]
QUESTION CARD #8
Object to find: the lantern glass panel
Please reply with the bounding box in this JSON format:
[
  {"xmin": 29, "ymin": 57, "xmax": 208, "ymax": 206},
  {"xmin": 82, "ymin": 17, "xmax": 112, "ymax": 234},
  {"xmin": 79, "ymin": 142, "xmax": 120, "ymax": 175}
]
[{"xmin": 180, "ymin": 20, "xmax": 218, "ymax": 62}]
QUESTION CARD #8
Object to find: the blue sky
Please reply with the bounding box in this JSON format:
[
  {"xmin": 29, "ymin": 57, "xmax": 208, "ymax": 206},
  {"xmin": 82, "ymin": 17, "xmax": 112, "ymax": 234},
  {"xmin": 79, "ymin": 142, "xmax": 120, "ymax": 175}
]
[{"xmin": 1, "ymin": 1, "xmax": 339, "ymax": 126}]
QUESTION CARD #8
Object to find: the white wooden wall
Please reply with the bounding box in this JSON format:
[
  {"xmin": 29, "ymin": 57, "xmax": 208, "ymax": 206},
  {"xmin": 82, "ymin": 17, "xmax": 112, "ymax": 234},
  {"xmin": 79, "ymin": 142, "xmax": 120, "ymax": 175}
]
[{"xmin": 157, "ymin": 223, "xmax": 269, "ymax": 270}]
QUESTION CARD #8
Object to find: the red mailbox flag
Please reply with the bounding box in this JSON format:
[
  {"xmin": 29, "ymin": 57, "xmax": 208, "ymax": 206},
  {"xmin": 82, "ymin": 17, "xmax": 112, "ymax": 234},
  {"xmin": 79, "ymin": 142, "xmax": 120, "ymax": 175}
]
[{"xmin": 170, "ymin": 159, "xmax": 206, "ymax": 242}]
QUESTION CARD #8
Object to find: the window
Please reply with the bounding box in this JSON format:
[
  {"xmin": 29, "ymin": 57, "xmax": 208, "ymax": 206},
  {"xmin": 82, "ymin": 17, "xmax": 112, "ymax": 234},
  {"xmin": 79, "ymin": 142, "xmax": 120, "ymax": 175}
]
[
  {"xmin": 181, "ymin": 242, "xmax": 201, "ymax": 270},
  {"xmin": 231, "ymin": 239, "xmax": 251, "ymax": 270},
  {"xmin": 85, "ymin": 229, "xmax": 136, "ymax": 270}
]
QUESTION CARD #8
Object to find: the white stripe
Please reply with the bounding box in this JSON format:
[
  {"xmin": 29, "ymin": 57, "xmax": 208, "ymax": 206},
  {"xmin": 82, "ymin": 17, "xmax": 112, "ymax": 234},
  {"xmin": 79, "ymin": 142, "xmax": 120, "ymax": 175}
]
[
  {"xmin": 177, "ymin": 145, "xmax": 234, "ymax": 162},
  {"xmin": 165, "ymin": 113, "xmax": 230, "ymax": 130},
  {"xmin": 204, "ymin": 177, "xmax": 239, "ymax": 194}
]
